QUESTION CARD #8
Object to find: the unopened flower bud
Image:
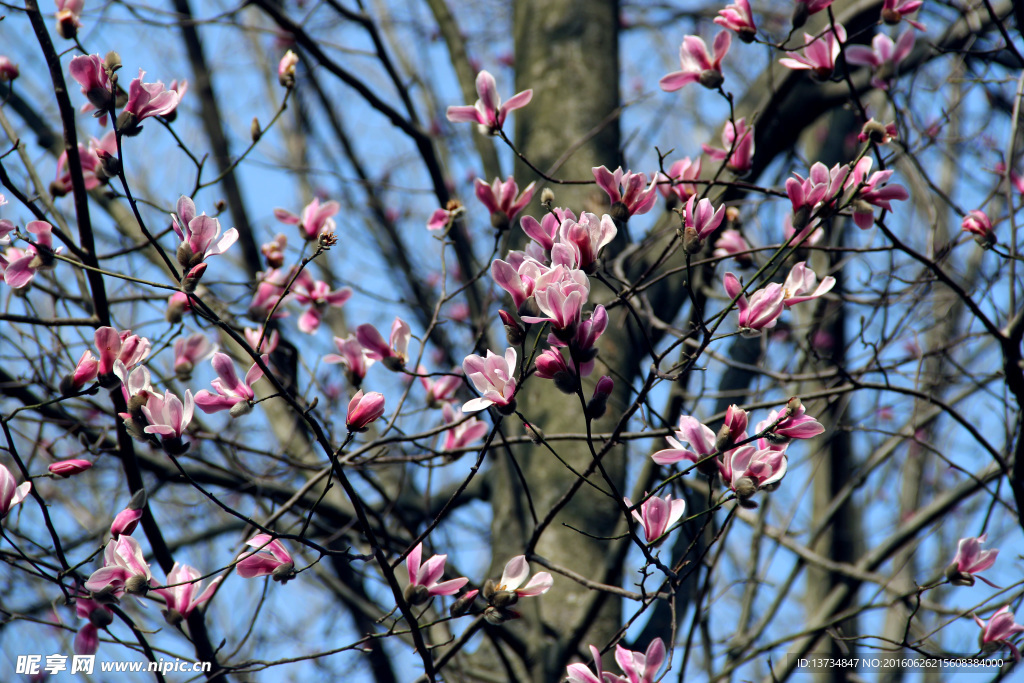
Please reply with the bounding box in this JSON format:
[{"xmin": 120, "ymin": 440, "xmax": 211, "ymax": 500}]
[
  {"xmin": 181, "ymin": 263, "xmax": 207, "ymax": 293},
  {"xmin": 449, "ymin": 590, "xmax": 478, "ymax": 617},
  {"xmin": 489, "ymin": 589, "xmax": 518, "ymax": 609},
  {"xmin": 714, "ymin": 423, "xmax": 733, "ymax": 452},
  {"xmin": 499, "ymin": 310, "xmax": 525, "ymax": 346},
  {"xmin": 128, "ymin": 488, "xmax": 148, "ymax": 511},
  {"xmin": 105, "ymin": 52, "xmax": 122, "ymax": 74},
  {"xmin": 166, "ymin": 292, "xmax": 191, "ymax": 323},
  {"xmin": 784, "ymin": 396, "xmax": 802, "ymax": 418},
  {"xmin": 125, "ymin": 575, "xmax": 149, "ymax": 596},
  {"xmin": 214, "ymin": 200, "xmax": 227, "ymax": 213},
  {"xmin": 734, "ymin": 476, "xmax": 758, "ymax": 499},
  {"xmin": 56, "ymin": 12, "xmax": 79, "ymax": 39},
  {"xmin": 251, "ymin": 117, "xmax": 262, "ymax": 142},
  {"xmin": 540, "ymin": 188, "xmax": 555, "ymax": 207},
  {"xmin": 861, "ymin": 119, "xmax": 890, "ymax": 144},
  {"xmin": 115, "ymin": 111, "xmax": 141, "ymax": 137},
  {"xmin": 483, "ymin": 605, "xmax": 513, "ymax": 625},
  {"xmin": 96, "ymin": 150, "xmax": 121, "ymax": 179},
  {"xmin": 163, "ymin": 609, "xmax": 184, "ymax": 627},
  {"xmin": 699, "ymin": 69, "xmax": 724, "ymax": 90},
  {"xmin": 481, "ymin": 579, "xmax": 496, "ymax": 601},
  {"xmin": 404, "ymin": 584, "xmax": 431, "ymax": 606},
  {"xmin": 586, "ymin": 376, "xmax": 614, "ymax": 420},
  {"xmin": 791, "ymin": 4, "xmax": 809, "ymax": 30},
  {"xmin": 525, "ymin": 423, "xmax": 545, "ymax": 445}
]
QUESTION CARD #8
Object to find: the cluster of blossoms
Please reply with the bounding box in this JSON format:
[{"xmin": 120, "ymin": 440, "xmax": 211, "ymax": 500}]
[
  {"xmin": 652, "ymin": 398, "xmax": 823, "ymax": 506},
  {"xmin": 567, "ymin": 638, "xmax": 667, "ymax": 683},
  {"xmin": 723, "ymin": 261, "xmax": 836, "ymax": 336}
]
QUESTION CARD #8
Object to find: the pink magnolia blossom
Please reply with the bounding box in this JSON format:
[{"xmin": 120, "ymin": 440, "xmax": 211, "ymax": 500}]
[
  {"xmin": 784, "ymin": 213, "xmax": 823, "ymax": 247},
  {"xmin": 713, "ymin": 229, "xmax": 751, "ymax": 263},
  {"xmin": 757, "ymin": 399, "xmax": 825, "ymax": 441},
  {"xmin": 521, "ymin": 207, "xmax": 576, "ymax": 255},
  {"xmin": 846, "ymin": 30, "xmax": 915, "ymax": 90},
  {"xmin": 173, "ymin": 333, "xmax": 216, "ymax": 379},
  {"xmin": 74, "ymin": 594, "xmax": 112, "ymax": 656},
  {"xmin": 544, "ymin": 304, "xmax": 608, "ymax": 377},
  {"xmin": 346, "ymin": 390, "xmax": 386, "ymax": 431},
  {"xmin": 69, "ymin": 54, "xmax": 113, "ymax": 118},
  {"xmin": 462, "ymin": 347, "xmax": 518, "ymax": 413},
  {"xmin": 274, "ymin": 197, "xmax": 339, "ymax": 241},
  {"xmin": 962, "ymin": 210, "xmax": 996, "ymax": 247},
  {"xmin": 625, "ymin": 494, "xmax": 686, "ymax": 544},
  {"xmin": 844, "ymin": 157, "xmax": 909, "ymax": 229},
  {"xmin": 715, "ymin": 0, "xmax": 756, "ymax": 42},
  {"xmin": 419, "ymin": 369, "xmax": 461, "ymax": 407},
  {"xmin": 325, "ymin": 334, "xmax": 375, "ymax": 386},
  {"xmin": 660, "ymin": 31, "xmax": 732, "ymax": 91},
  {"xmin": 278, "ymin": 50, "xmax": 299, "ymax": 87},
  {"xmin": 615, "ymin": 638, "xmax": 666, "ymax": 683},
  {"xmin": 652, "ymin": 415, "xmax": 717, "ymax": 466},
  {"xmin": 94, "ymin": 327, "xmax": 151, "ymax": 377},
  {"xmin": 171, "ymin": 196, "xmax": 239, "ymax": 274},
  {"xmin": 785, "ymin": 161, "xmax": 849, "ymax": 223},
  {"xmin": 534, "ymin": 348, "xmax": 576, "ymax": 392},
  {"xmin": 4, "ymin": 221, "xmax": 61, "ymax": 289},
  {"xmin": 682, "ymin": 195, "xmax": 725, "ymax": 251},
  {"xmin": 723, "ymin": 272, "xmax": 785, "ymax": 334},
  {"xmin": 974, "ymin": 606, "xmax": 1024, "ymax": 660},
  {"xmin": 782, "ymin": 261, "xmax": 835, "ymax": 306},
  {"xmin": 153, "ymin": 562, "xmax": 221, "ymax": 625},
  {"xmin": 249, "ymin": 268, "xmax": 292, "ymax": 319},
  {"xmin": 566, "ymin": 645, "xmax": 612, "ymax": 683},
  {"xmin": 1, "ymin": 464, "xmax": 31, "ymax": 520},
  {"xmin": 404, "ymin": 543, "xmax": 469, "ymax": 605},
  {"xmin": 245, "ymin": 326, "xmax": 280, "ymax": 355},
  {"xmin": 703, "ymin": 117, "xmax": 755, "ymax": 176},
  {"xmin": 858, "ymin": 119, "xmax": 900, "ymax": 145},
  {"xmin": 142, "ymin": 389, "xmax": 194, "ymax": 439},
  {"xmin": 61, "ymin": 350, "xmax": 100, "ymax": 395},
  {"xmin": 719, "ymin": 444, "xmax": 788, "ymax": 498},
  {"xmin": 593, "ymin": 166, "xmax": 659, "ymax": 218},
  {"xmin": 166, "ymin": 291, "xmax": 192, "ymax": 323},
  {"xmin": 194, "ymin": 352, "xmax": 267, "ymax": 416},
  {"xmin": 356, "ymin": 317, "xmax": 411, "ymax": 371},
  {"xmin": 110, "ymin": 506, "xmax": 144, "ymax": 538},
  {"xmin": 491, "ymin": 256, "xmax": 547, "ymax": 311},
  {"xmin": 290, "ymin": 271, "xmax": 352, "ymax": 334},
  {"xmin": 53, "ymin": 132, "xmax": 118, "ymax": 195},
  {"xmin": 85, "ymin": 536, "xmax": 153, "ymax": 597},
  {"xmin": 441, "ymin": 403, "xmax": 489, "ymax": 452},
  {"xmin": 118, "ymin": 70, "xmax": 181, "ymax": 132},
  {"xmin": 261, "ymin": 233, "xmax": 288, "ymax": 267},
  {"xmin": 522, "ymin": 267, "xmax": 591, "ymax": 331},
  {"xmin": 55, "ymin": 0, "xmax": 85, "ymax": 38},
  {"xmin": 113, "ymin": 362, "xmax": 154, "ymax": 407},
  {"xmin": 657, "ymin": 157, "xmax": 702, "ymax": 206},
  {"xmin": 946, "ymin": 534, "xmax": 999, "ymax": 586},
  {"xmin": 48, "ymin": 459, "xmax": 93, "ymax": 477},
  {"xmin": 495, "ymin": 555, "xmax": 553, "ymax": 597},
  {"xmin": 236, "ymin": 534, "xmax": 295, "ymax": 581},
  {"xmin": 427, "ymin": 206, "xmax": 457, "ymax": 231},
  {"xmin": 587, "ymin": 375, "xmax": 615, "ymax": 419},
  {"xmin": 475, "ymin": 177, "xmax": 536, "ymax": 229},
  {"xmin": 0, "ymin": 56, "xmax": 18, "ymax": 81},
  {"xmin": 780, "ymin": 24, "xmax": 847, "ymax": 79},
  {"xmin": 881, "ymin": 0, "xmax": 925, "ymax": 31},
  {"xmin": 446, "ymin": 70, "xmax": 533, "ymax": 134}
]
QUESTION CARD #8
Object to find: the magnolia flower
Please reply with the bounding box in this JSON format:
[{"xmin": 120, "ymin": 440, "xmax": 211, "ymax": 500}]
[
  {"xmin": 702, "ymin": 117, "xmax": 755, "ymax": 176},
  {"xmin": 758, "ymin": 399, "xmax": 825, "ymax": 442},
  {"xmin": 785, "ymin": 161, "xmax": 849, "ymax": 225},
  {"xmin": 521, "ymin": 207, "xmax": 576, "ymax": 255},
  {"xmin": 626, "ymin": 494, "xmax": 686, "ymax": 544},
  {"xmin": 844, "ymin": 157, "xmax": 909, "ymax": 229},
  {"xmin": 475, "ymin": 177, "xmax": 536, "ymax": 230},
  {"xmin": 324, "ymin": 334, "xmax": 375, "ymax": 386},
  {"xmin": 290, "ymin": 271, "xmax": 353, "ymax": 334},
  {"xmin": 660, "ymin": 32, "xmax": 732, "ymax": 91},
  {"xmin": 713, "ymin": 229, "xmax": 752, "ymax": 264},
  {"xmin": 946, "ymin": 534, "xmax": 999, "ymax": 587},
  {"xmin": 346, "ymin": 390, "xmax": 386, "ymax": 431},
  {"xmin": 1, "ymin": 463, "xmax": 31, "ymax": 519},
  {"xmin": 403, "ymin": 543, "xmax": 469, "ymax": 605},
  {"xmin": 652, "ymin": 415, "xmax": 717, "ymax": 466},
  {"xmin": 274, "ymin": 197, "xmax": 339, "ymax": 241},
  {"xmin": 117, "ymin": 70, "xmax": 181, "ymax": 133},
  {"xmin": 974, "ymin": 606, "xmax": 1024, "ymax": 660},
  {"xmin": 682, "ymin": 195, "xmax": 725, "ymax": 252},
  {"xmin": 586, "ymin": 375, "xmax": 615, "ymax": 419},
  {"xmin": 534, "ymin": 348, "xmax": 576, "ymax": 393},
  {"xmin": 593, "ymin": 166, "xmax": 659, "ymax": 219},
  {"xmin": 153, "ymin": 563, "xmax": 220, "ymax": 625},
  {"xmin": 495, "ymin": 555, "xmax": 553, "ymax": 597},
  {"xmin": 491, "ymin": 257, "xmax": 546, "ymax": 311},
  {"xmin": 846, "ymin": 30, "xmax": 915, "ymax": 90},
  {"xmin": 171, "ymin": 196, "xmax": 239, "ymax": 281},
  {"xmin": 522, "ymin": 267, "xmax": 591, "ymax": 330},
  {"xmin": 441, "ymin": 403, "xmax": 489, "ymax": 452},
  {"xmin": 881, "ymin": 0, "xmax": 925, "ymax": 30},
  {"xmin": 0, "ymin": 57, "xmax": 15, "ymax": 81},
  {"xmin": 142, "ymin": 389, "xmax": 194, "ymax": 440},
  {"xmin": 261, "ymin": 233, "xmax": 288, "ymax": 267},
  {"xmin": 446, "ymin": 70, "xmax": 533, "ymax": 134},
  {"xmin": 780, "ymin": 25, "xmax": 847, "ymax": 80},
  {"xmin": 723, "ymin": 273, "xmax": 785, "ymax": 335},
  {"xmin": 55, "ymin": 0, "xmax": 85, "ymax": 38},
  {"xmin": 48, "ymin": 459, "xmax": 93, "ymax": 477},
  {"xmin": 557, "ymin": 212, "xmax": 618, "ymax": 271},
  {"xmin": 962, "ymin": 210, "xmax": 996, "ymax": 247},
  {"xmin": 249, "ymin": 268, "xmax": 292, "ymax": 319},
  {"xmin": 173, "ymin": 333, "xmax": 216, "ymax": 379},
  {"xmin": 61, "ymin": 349, "xmax": 100, "ymax": 395},
  {"xmin": 53, "ymin": 132, "xmax": 118, "ymax": 195},
  {"xmin": 715, "ymin": 0, "xmax": 756, "ymax": 42},
  {"xmin": 356, "ymin": 317, "xmax": 411, "ymax": 371},
  {"xmin": 68, "ymin": 54, "xmax": 113, "ymax": 116},
  {"xmin": 245, "ymin": 326, "xmax": 280, "ymax": 355},
  {"xmin": 74, "ymin": 594, "xmax": 112, "ymax": 656},
  {"xmin": 110, "ymin": 504, "xmax": 144, "ymax": 538},
  {"xmin": 94, "ymin": 327, "xmax": 151, "ymax": 377},
  {"xmin": 566, "ymin": 645, "xmax": 611, "ymax": 683},
  {"xmin": 782, "ymin": 261, "xmax": 835, "ymax": 306},
  {"xmin": 4, "ymin": 221, "xmax": 61, "ymax": 289},
  {"xmin": 278, "ymin": 50, "xmax": 299, "ymax": 87},
  {"xmin": 236, "ymin": 534, "xmax": 295, "ymax": 581},
  {"xmin": 615, "ymin": 638, "xmax": 666, "ymax": 683},
  {"xmin": 657, "ymin": 157, "xmax": 702, "ymax": 206},
  {"xmin": 419, "ymin": 369, "xmax": 461, "ymax": 407},
  {"xmin": 85, "ymin": 536, "xmax": 153, "ymax": 597},
  {"xmin": 194, "ymin": 353, "xmax": 267, "ymax": 416},
  {"xmin": 462, "ymin": 348, "xmax": 518, "ymax": 413},
  {"xmin": 719, "ymin": 444, "xmax": 788, "ymax": 500}
]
